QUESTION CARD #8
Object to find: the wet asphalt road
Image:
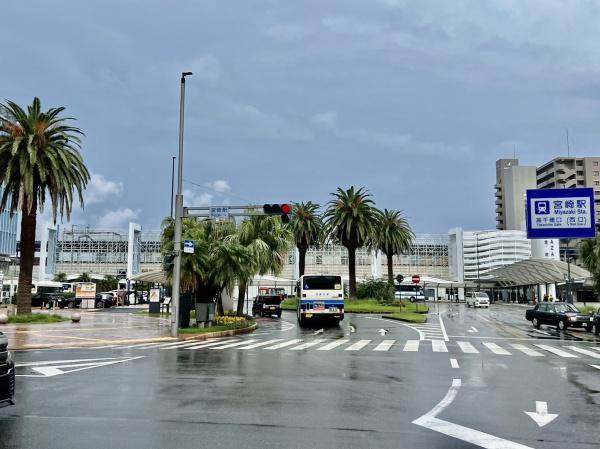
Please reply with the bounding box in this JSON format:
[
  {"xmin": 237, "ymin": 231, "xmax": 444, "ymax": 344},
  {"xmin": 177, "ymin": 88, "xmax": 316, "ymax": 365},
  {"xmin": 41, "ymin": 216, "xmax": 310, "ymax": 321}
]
[{"xmin": 1, "ymin": 303, "xmax": 600, "ymax": 449}]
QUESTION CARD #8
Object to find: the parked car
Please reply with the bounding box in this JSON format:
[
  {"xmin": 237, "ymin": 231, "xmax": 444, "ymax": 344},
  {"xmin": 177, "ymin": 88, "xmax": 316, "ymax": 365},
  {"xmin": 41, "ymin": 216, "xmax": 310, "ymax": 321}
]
[
  {"xmin": 0, "ymin": 331, "xmax": 15, "ymax": 406},
  {"xmin": 466, "ymin": 292, "xmax": 490, "ymax": 308},
  {"xmin": 252, "ymin": 295, "xmax": 283, "ymax": 318},
  {"xmin": 591, "ymin": 307, "xmax": 600, "ymax": 336},
  {"xmin": 95, "ymin": 292, "xmax": 115, "ymax": 309},
  {"xmin": 31, "ymin": 292, "xmax": 80, "ymax": 309},
  {"xmin": 525, "ymin": 302, "xmax": 593, "ymax": 331}
]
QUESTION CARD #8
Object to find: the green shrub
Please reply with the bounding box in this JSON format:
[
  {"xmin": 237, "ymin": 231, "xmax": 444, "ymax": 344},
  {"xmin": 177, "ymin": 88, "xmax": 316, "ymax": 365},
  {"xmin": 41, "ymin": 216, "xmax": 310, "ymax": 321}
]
[
  {"xmin": 357, "ymin": 278, "xmax": 394, "ymax": 302},
  {"xmin": 63, "ymin": 292, "xmax": 75, "ymax": 299}
]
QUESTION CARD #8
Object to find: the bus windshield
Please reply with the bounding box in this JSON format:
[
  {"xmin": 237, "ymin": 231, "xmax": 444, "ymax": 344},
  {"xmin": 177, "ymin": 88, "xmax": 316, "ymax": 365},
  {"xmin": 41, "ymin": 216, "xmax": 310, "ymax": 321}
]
[{"xmin": 302, "ymin": 276, "xmax": 342, "ymax": 290}]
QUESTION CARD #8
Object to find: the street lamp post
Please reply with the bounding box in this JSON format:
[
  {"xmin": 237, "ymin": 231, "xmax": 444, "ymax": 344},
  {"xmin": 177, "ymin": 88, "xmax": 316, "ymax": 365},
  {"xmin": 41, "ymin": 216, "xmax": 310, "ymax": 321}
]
[
  {"xmin": 171, "ymin": 71, "xmax": 192, "ymax": 338},
  {"xmin": 170, "ymin": 156, "xmax": 176, "ymax": 218}
]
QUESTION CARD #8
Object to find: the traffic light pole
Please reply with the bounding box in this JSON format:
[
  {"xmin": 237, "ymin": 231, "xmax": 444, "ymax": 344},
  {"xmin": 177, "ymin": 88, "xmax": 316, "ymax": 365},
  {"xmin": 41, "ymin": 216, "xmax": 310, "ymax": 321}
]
[{"xmin": 171, "ymin": 71, "xmax": 192, "ymax": 338}]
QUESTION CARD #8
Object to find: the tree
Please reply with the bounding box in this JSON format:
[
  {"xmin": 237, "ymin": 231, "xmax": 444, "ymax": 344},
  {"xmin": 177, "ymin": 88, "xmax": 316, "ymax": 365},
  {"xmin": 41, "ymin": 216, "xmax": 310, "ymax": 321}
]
[
  {"xmin": 231, "ymin": 216, "xmax": 293, "ymax": 316},
  {"xmin": 98, "ymin": 275, "xmax": 118, "ymax": 292},
  {"xmin": 53, "ymin": 272, "xmax": 67, "ymax": 283},
  {"xmin": 0, "ymin": 98, "xmax": 89, "ymax": 314},
  {"xmin": 289, "ymin": 201, "xmax": 323, "ymax": 276},
  {"xmin": 580, "ymin": 236, "xmax": 600, "ymax": 295},
  {"xmin": 324, "ymin": 186, "xmax": 379, "ymax": 298},
  {"xmin": 76, "ymin": 273, "xmax": 92, "ymax": 283},
  {"xmin": 376, "ymin": 209, "xmax": 414, "ymax": 287}
]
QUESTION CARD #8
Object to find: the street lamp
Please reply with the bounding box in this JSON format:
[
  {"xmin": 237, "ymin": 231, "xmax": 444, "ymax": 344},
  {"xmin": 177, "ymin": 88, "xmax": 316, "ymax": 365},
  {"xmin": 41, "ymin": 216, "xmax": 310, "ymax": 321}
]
[
  {"xmin": 171, "ymin": 71, "xmax": 192, "ymax": 337},
  {"xmin": 170, "ymin": 156, "xmax": 176, "ymax": 218}
]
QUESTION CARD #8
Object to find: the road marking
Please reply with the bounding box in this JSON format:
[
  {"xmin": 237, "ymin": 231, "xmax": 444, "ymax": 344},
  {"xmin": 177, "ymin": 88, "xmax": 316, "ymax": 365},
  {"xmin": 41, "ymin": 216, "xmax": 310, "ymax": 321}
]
[
  {"xmin": 345, "ymin": 340, "xmax": 371, "ymax": 351},
  {"xmin": 510, "ymin": 344, "xmax": 544, "ymax": 357},
  {"xmin": 524, "ymin": 401, "xmax": 559, "ymax": 427},
  {"xmin": 413, "ymin": 378, "xmax": 535, "ymax": 449},
  {"xmin": 316, "ymin": 339, "xmax": 350, "ymax": 351},
  {"xmin": 157, "ymin": 341, "xmax": 211, "ymax": 350},
  {"xmin": 565, "ymin": 346, "xmax": 600, "ymax": 359},
  {"xmin": 450, "ymin": 358, "xmax": 459, "ymax": 369},
  {"xmin": 289, "ymin": 339, "xmax": 327, "ymax": 350},
  {"xmin": 467, "ymin": 326, "xmax": 479, "ymax": 333},
  {"xmin": 591, "ymin": 364, "xmax": 600, "ymax": 370},
  {"xmin": 482, "ymin": 342, "xmax": 511, "ymax": 355},
  {"xmin": 263, "ymin": 339, "xmax": 303, "ymax": 350},
  {"xmin": 185, "ymin": 340, "xmax": 239, "ymax": 350},
  {"xmin": 457, "ymin": 341, "xmax": 479, "ymax": 354},
  {"xmin": 592, "ymin": 347, "xmax": 600, "ymax": 352},
  {"xmin": 534, "ymin": 344, "xmax": 578, "ymax": 358},
  {"xmin": 438, "ymin": 315, "xmax": 449, "ymax": 341},
  {"xmin": 16, "ymin": 356, "xmax": 144, "ymax": 378},
  {"xmin": 210, "ymin": 339, "xmax": 258, "ymax": 350},
  {"xmin": 432, "ymin": 340, "xmax": 448, "ymax": 352},
  {"xmin": 403, "ymin": 340, "xmax": 420, "ymax": 352},
  {"xmin": 236, "ymin": 339, "xmax": 283, "ymax": 349},
  {"xmin": 373, "ymin": 340, "xmax": 395, "ymax": 351},
  {"xmin": 119, "ymin": 342, "xmax": 168, "ymax": 349}
]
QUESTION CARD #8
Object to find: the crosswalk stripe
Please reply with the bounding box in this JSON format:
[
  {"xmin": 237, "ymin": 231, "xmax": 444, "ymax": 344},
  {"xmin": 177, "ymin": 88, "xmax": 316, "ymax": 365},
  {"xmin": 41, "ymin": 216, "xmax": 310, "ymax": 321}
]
[
  {"xmin": 403, "ymin": 340, "xmax": 419, "ymax": 352},
  {"xmin": 237, "ymin": 339, "xmax": 284, "ymax": 350},
  {"xmin": 120, "ymin": 342, "xmax": 167, "ymax": 349},
  {"xmin": 592, "ymin": 347, "xmax": 600, "ymax": 352},
  {"xmin": 290, "ymin": 339, "xmax": 327, "ymax": 350},
  {"xmin": 345, "ymin": 340, "xmax": 371, "ymax": 351},
  {"xmin": 591, "ymin": 364, "xmax": 600, "ymax": 370},
  {"xmin": 457, "ymin": 341, "xmax": 479, "ymax": 354},
  {"xmin": 482, "ymin": 342, "xmax": 511, "ymax": 355},
  {"xmin": 565, "ymin": 346, "xmax": 600, "ymax": 359},
  {"xmin": 264, "ymin": 339, "xmax": 303, "ymax": 350},
  {"xmin": 510, "ymin": 344, "xmax": 544, "ymax": 357},
  {"xmin": 432, "ymin": 340, "xmax": 448, "ymax": 352},
  {"xmin": 158, "ymin": 341, "xmax": 209, "ymax": 350},
  {"xmin": 211, "ymin": 339, "xmax": 258, "ymax": 350},
  {"xmin": 316, "ymin": 339, "xmax": 350, "ymax": 351},
  {"xmin": 534, "ymin": 344, "xmax": 578, "ymax": 358},
  {"xmin": 185, "ymin": 340, "xmax": 239, "ymax": 350},
  {"xmin": 450, "ymin": 358, "xmax": 459, "ymax": 368},
  {"xmin": 373, "ymin": 340, "xmax": 395, "ymax": 352}
]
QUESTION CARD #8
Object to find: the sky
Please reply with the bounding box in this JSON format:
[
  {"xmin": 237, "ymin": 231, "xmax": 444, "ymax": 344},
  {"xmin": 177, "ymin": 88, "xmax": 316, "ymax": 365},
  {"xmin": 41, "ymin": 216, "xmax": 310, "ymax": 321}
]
[{"xmin": 3, "ymin": 0, "xmax": 600, "ymax": 235}]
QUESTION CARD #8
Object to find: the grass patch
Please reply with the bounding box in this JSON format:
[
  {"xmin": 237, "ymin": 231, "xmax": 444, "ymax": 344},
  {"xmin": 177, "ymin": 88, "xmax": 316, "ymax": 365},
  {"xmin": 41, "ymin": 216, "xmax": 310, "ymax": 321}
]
[
  {"xmin": 281, "ymin": 297, "xmax": 428, "ymax": 314},
  {"xmin": 179, "ymin": 317, "xmax": 255, "ymax": 335},
  {"xmin": 7, "ymin": 314, "xmax": 68, "ymax": 324},
  {"xmin": 382, "ymin": 312, "xmax": 428, "ymax": 323},
  {"xmin": 578, "ymin": 305, "xmax": 598, "ymax": 315}
]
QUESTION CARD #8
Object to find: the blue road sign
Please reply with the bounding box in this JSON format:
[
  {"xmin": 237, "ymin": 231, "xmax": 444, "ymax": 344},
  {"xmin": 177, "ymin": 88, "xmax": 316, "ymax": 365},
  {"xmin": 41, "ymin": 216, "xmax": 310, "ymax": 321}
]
[
  {"xmin": 526, "ymin": 188, "xmax": 596, "ymax": 239},
  {"xmin": 210, "ymin": 206, "xmax": 230, "ymax": 220},
  {"xmin": 183, "ymin": 240, "xmax": 195, "ymax": 254}
]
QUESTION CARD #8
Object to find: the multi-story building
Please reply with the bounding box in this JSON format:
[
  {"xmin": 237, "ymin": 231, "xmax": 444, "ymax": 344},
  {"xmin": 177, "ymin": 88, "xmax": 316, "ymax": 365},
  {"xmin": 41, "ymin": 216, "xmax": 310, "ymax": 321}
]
[
  {"xmin": 495, "ymin": 159, "xmax": 537, "ymax": 230},
  {"xmin": 448, "ymin": 228, "xmax": 531, "ymax": 282}
]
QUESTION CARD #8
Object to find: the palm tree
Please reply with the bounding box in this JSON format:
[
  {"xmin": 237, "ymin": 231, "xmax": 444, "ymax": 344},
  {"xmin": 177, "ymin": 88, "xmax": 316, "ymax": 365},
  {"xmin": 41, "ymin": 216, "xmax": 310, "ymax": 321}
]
[
  {"xmin": 0, "ymin": 98, "xmax": 89, "ymax": 314},
  {"xmin": 324, "ymin": 186, "xmax": 379, "ymax": 298},
  {"xmin": 53, "ymin": 272, "xmax": 67, "ymax": 283},
  {"xmin": 580, "ymin": 236, "xmax": 600, "ymax": 294},
  {"xmin": 289, "ymin": 201, "xmax": 323, "ymax": 276},
  {"xmin": 231, "ymin": 216, "xmax": 293, "ymax": 316},
  {"xmin": 376, "ymin": 209, "xmax": 414, "ymax": 287}
]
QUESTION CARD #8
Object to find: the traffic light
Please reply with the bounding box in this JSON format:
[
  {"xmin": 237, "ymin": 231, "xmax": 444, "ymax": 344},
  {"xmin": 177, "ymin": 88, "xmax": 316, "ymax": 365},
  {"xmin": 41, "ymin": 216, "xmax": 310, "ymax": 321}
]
[
  {"xmin": 263, "ymin": 203, "xmax": 292, "ymax": 223},
  {"xmin": 163, "ymin": 253, "xmax": 175, "ymax": 272}
]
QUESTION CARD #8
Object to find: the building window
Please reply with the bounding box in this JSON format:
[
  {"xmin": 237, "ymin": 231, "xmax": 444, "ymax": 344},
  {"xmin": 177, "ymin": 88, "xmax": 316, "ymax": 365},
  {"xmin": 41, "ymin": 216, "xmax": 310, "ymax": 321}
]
[
  {"xmin": 594, "ymin": 171, "xmax": 599, "ymax": 177},
  {"xmin": 595, "ymin": 161, "xmax": 599, "ymax": 166},
  {"xmin": 595, "ymin": 181, "xmax": 600, "ymax": 186}
]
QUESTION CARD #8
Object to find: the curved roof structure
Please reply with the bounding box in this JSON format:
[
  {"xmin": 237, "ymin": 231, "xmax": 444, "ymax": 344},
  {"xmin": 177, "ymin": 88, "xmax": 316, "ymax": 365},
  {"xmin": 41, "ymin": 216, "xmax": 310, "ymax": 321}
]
[{"xmin": 484, "ymin": 258, "xmax": 590, "ymax": 286}]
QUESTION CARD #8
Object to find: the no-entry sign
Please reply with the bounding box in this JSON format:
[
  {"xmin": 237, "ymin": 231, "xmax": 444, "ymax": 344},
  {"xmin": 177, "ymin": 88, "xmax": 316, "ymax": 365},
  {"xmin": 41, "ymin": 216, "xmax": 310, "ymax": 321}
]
[{"xmin": 412, "ymin": 275, "xmax": 420, "ymax": 284}]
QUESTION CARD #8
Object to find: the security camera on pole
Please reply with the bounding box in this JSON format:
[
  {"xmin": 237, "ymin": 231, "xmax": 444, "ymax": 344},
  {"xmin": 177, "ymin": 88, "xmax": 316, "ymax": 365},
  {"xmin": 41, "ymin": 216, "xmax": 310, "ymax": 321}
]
[{"xmin": 171, "ymin": 71, "xmax": 192, "ymax": 338}]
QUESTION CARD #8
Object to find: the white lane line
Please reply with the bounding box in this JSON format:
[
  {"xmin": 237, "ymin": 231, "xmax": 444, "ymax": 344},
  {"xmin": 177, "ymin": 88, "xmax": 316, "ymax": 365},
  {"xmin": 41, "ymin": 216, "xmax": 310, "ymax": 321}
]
[
  {"xmin": 403, "ymin": 340, "xmax": 420, "ymax": 352},
  {"xmin": 373, "ymin": 340, "xmax": 395, "ymax": 352},
  {"xmin": 432, "ymin": 340, "xmax": 448, "ymax": 353},
  {"xmin": 345, "ymin": 340, "xmax": 371, "ymax": 351},
  {"xmin": 16, "ymin": 357, "xmax": 132, "ymax": 367},
  {"xmin": 482, "ymin": 342, "xmax": 511, "ymax": 355},
  {"xmin": 565, "ymin": 346, "xmax": 600, "ymax": 359},
  {"xmin": 211, "ymin": 339, "xmax": 258, "ymax": 350},
  {"xmin": 316, "ymin": 339, "xmax": 350, "ymax": 351},
  {"xmin": 185, "ymin": 340, "xmax": 239, "ymax": 350},
  {"xmin": 510, "ymin": 344, "xmax": 544, "ymax": 357},
  {"xmin": 236, "ymin": 339, "xmax": 283, "ymax": 350},
  {"xmin": 413, "ymin": 378, "xmax": 534, "ymax": 449},
  {"xmin": 289, "ymin": 339, "xmax": 327, "ymax": 351},
  {"xmin": 592, "ymin": 347, "xmax": 600, "ymax": 352},
  {"xmin": 263, "ymin": 339, "xmax": 303, "ymax": 350},
  {"xmin": 438, "ymin": 315, "xmax": 449, "ymax": 341},
  {"xmin": 457, "ymin": 341, "xmax": 479, "ymax": 354},
  {"xmin": 534, "ymin": 344, "xmax": 579, "ymax": 358},
  {"xmin": 158, "ymin": 341, "xmax": 213, "ymax": 350},
  {"xmin": 591, "ymin": 364, "xmax": 600, "ymax": 370},
  {"xmin": 450, "ymin": 358, "xmax": 459, "ymax": 369}
]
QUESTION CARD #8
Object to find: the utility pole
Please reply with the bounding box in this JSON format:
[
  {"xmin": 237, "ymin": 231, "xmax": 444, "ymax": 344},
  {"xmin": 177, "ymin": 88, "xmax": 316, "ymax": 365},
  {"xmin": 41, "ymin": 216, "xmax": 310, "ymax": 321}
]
[
  {"xmin": 171, "ymin": 71, "xmax": 192, "ymax": 338},
  {"xmin": 170, "ymin": 156, "xmax": 176, "ymax": 218}
]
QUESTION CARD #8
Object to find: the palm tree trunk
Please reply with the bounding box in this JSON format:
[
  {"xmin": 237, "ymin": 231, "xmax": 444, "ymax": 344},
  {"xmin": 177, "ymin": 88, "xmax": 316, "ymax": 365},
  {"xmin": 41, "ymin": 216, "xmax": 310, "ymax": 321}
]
[
  {"xmin": 17, "ymin": 197, "xmax": 37, "ymax": 315},
  {"xmin": 236, "ymin": 279, "xmax": 247, "ymax": 316},
  {"xmin": 298, "ymin": 245, "xmax": 307, "ymax": 277},
  {"xmin": 387, "ymin": 253, "xmax": 394, "ymax": 287},
  {"xmin": 348, "ymin": 246, "xmax": 357, "ymax": 298},
  {"xmin": 216, "ymin": 292, "xmax": 224, "ymax": 316}
]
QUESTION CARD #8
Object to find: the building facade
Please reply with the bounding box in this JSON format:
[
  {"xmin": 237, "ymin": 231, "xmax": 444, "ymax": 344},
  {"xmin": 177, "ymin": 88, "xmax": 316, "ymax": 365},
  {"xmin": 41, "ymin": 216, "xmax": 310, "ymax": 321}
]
[{"xmin": 495, "ymin": 159, "xmax": 537, "ymax": 230}]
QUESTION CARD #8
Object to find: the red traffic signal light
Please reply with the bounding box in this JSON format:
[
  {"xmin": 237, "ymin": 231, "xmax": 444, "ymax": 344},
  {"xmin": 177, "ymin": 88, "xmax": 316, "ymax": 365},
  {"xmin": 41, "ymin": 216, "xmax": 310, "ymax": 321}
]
[
  {"xmin": 263, "ymin": 203, "xmax": 293, "ymax": 223},
  {"xmin": 281, "ymin": 203, "xmax": 292, "ymax": 214}
]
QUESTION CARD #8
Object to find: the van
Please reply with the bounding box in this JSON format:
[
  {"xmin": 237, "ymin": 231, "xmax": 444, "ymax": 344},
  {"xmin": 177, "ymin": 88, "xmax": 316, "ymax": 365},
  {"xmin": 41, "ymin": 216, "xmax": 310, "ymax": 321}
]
[{"xmin": 466, "ymin": 292, "xmax": 490, "ymax": 308}]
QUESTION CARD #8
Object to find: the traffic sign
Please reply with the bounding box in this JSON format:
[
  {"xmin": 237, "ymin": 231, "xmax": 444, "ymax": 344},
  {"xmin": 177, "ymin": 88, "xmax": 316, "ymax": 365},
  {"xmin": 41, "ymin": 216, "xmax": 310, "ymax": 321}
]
[
  {"xmin": 183, "ymin": 240, "xmax": 195, "ymax": 254},
  {"xmin": 526, "ymin": 188, "xmax": 596, "ymax": 239},
  {"xmin": 412, "ymin": 275, "xmax": 420, "ymax": 284},
  {"xmin": 210, "ymin": 206, "xmax": 229, "ymax": 220}
]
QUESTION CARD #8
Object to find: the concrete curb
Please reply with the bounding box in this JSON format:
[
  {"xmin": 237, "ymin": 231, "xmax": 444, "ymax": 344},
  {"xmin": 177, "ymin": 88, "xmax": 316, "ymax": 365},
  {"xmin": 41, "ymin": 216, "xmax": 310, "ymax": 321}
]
[{"xmin": 380, "ymin": 314, "xmax": 428, "ymax": 324}]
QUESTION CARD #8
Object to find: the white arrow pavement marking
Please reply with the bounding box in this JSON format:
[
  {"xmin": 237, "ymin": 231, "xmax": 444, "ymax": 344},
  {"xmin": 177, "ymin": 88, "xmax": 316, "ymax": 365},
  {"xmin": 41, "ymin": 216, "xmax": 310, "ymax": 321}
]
[
  {"xmin": 348, "ymin": 323, "xmax": 356, "ymax": 333},
  {"xmin": 413, "ymin": 379, "xmax": 535, "ymax": 449},
  {"xmin": 468, "ymin": 326, "xmax": 479, "ymax": 333},
  {"xmin": 378, "ymin": 328, "xmax": 388, "ymax": 336},
  {"xmin": 17, "ymin": 357, "xmax": 144, "ymax": 378},
  {"xmin": 313, "ymin": 328, "xmax": 324, "ymax": 336},
  {"xmin": 524, "ymin": 401, "xmax": 559, "ymax": 427}
]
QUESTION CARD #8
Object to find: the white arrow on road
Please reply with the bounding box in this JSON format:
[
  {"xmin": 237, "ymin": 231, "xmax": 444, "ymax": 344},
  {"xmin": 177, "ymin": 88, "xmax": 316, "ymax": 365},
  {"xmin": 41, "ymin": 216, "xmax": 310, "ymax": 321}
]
[
  {"xmin": 16, "ymin": 356, "xmax": 144, "ymax": 378},
  {"xmin": 524, "ymin": 401, "xmax": 558, "ymax": 427},
  {"xmin": 467, "ymin": 326, "xmax": 479, "ymax": 333},
  {"xmin": 313, "ymin": 328, "xmax": 324, "ymax": 335},
  {"xmin": 348, "ymin": 323, "xmax": 356, "ymax": 334},
  {"xmin": 378, "ymin": 328, "xmax": 388, "ymax": 336}
]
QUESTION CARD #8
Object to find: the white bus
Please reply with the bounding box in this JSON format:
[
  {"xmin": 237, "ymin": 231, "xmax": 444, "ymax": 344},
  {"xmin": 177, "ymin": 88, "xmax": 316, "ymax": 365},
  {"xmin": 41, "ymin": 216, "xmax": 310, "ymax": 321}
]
[
  {"xmin": 296, "ymin": 275, "xmax": 344, "ymax": 326},
  {"xmin": 394, "ymin": 283, "xmax": 426, "ymax": 302}
]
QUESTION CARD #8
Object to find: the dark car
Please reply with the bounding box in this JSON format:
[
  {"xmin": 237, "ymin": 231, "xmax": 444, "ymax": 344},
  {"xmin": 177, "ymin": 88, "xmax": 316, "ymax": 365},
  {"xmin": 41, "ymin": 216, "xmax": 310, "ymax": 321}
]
[
  {"xmin": 592, "ymin": 307, "xmax": 600, "ymax": 336},
  {"xmin": 252, "ymin": 295, "xmax": 282, "ymax": 318},
  {"xmin": 31, "ymin": 292, "xmax": 80, "ymax": 309},
  {"xmin": 0, "ymin": 331, "xmax": 15, "ymax": 406},
  {"xmin": 525, "ymin": 302, "xmax": 593, "ymax": 331},
  {"xmin": 95, "ymin": 292, "xmax": 115, "ymax": 309}
]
